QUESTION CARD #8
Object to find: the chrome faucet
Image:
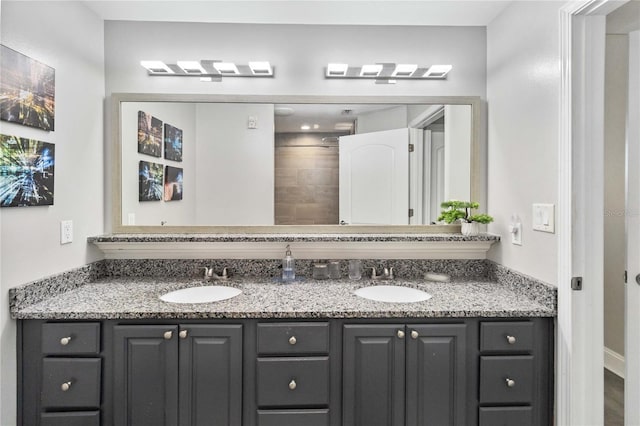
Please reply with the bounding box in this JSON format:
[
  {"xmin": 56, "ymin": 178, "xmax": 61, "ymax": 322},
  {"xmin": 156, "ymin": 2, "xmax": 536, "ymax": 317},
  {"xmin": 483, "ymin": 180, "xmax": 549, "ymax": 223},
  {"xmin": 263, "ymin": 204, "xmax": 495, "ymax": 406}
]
[
  {"xmin": 202, "ymin": 267, "xmax": 229, "ymax": 281},
  {"xmin": 370, "ymin": 266, "xmax": 395, "ymax": 280}
]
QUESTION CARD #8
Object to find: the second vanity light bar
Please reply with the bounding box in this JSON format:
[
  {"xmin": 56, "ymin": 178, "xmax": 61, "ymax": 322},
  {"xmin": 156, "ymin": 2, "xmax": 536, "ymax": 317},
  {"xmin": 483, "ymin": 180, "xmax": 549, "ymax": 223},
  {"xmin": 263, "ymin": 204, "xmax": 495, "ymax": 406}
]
[
  {"xmin": 140, "ymin": 60, "xmax": 274, "ymax": 80},
  {"xmin": 325, "ymin": 63, "xmax": 453, "ymax": 81}
]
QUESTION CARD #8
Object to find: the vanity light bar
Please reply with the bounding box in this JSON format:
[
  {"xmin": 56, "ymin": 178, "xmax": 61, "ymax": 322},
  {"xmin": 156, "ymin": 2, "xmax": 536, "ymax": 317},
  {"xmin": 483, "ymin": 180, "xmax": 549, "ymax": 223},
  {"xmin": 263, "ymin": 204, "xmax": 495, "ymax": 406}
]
[
  {"xmin": 325, "ymin": 63, "xmax": 453, "ymax": 81},
  {"xmin": 140, "ymin": 60, "xmax": 274, "ymax": 80}
]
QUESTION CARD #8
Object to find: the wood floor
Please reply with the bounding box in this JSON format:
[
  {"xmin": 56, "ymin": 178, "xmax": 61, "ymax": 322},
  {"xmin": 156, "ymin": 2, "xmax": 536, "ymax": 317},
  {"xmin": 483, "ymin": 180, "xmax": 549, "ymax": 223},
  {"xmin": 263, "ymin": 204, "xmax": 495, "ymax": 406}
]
[{"xmin": 605, "ymin": 368, "xmax": 624, "ymax": 426}]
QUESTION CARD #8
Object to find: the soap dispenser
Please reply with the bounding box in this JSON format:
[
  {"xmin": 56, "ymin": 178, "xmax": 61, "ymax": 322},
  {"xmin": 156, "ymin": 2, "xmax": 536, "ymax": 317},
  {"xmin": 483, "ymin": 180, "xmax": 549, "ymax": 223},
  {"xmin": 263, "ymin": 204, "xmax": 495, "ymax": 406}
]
[{"xmin": 282, "ymin": 244, "xmax": 296, "ymax": 282}]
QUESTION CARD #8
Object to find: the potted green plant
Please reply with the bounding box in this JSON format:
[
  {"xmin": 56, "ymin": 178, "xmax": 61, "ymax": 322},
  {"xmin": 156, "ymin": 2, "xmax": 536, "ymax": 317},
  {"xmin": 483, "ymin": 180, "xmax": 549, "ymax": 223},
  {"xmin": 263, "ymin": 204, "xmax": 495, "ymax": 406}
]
[{"xmin": 437, "ymin": 200, "xmax": 494, "ymax": 236}]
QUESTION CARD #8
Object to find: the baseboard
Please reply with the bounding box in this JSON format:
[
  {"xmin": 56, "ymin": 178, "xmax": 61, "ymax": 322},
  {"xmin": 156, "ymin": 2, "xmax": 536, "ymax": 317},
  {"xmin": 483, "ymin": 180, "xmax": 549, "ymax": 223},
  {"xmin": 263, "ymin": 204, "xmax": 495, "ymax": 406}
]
[{"xmin": 604, "ymin": 346, "xmax": 625, "ymax": 379}]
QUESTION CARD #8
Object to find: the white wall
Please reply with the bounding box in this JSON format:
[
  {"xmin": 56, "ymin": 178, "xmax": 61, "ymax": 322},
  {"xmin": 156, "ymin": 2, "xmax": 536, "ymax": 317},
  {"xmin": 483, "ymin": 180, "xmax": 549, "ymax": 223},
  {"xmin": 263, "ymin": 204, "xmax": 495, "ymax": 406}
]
[
  {"xmin": 603, "ymin": 35, "xmax": 631, "ymax": 361},
  {"xmin": 104, "ymin": 22, "xmax": 486, "ymax": 98},
  {"xmin": 444, "ymin": 105, "xmax": 471, "ymax": 201},
  {"xmin": 486, "ymin": 1, "xmax": 561, "ymax": 285},
  {"xmin": 357, "ymin": 106, "xmax": 408, "ymax": 134},
  {"xmin": 0, "ymin": 2, "xmax": 105, "ymax": 425},
  {"xmin": 121, "ymin": 102, "xmax": 197, "ymax": 226},
  {"xmin": 195, "ymin": 103, "xmax": 275, "ymax": 225}
]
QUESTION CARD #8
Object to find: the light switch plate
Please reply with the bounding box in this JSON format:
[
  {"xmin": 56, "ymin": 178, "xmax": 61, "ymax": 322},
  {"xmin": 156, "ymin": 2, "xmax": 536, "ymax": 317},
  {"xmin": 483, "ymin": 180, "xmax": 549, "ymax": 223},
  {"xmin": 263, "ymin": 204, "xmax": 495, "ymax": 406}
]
[
  {"xmin": 60, "ymin": 220, "xmax": 73, "ymax": 244},
  {"xmin": 533, "ymin": 203, "xmax": 555, "ymax": 233},
  {"xmin": 247, "ymin": 116, "xmax": 257, "ymax": 129},
  {"xmin": 511, "ymin": 222, "xmax": 522, "ymax": 245}
]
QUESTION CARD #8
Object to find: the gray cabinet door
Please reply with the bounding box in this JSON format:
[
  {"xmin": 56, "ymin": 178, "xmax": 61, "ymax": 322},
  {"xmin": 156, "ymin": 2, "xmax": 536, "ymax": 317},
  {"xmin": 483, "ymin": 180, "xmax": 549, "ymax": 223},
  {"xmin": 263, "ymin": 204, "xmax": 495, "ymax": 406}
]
[
  {"xmin": 343, "ymin": 324, "xmax": 405, "ymax": 426},
  {"xmin": 113, "ymin": 325, "xmax": 179, "ymax": 426},
  {"xmin": 178, "ymin": 324, "xmax": 243, "ymax": 426},
  {"xmin": 406, "ymin": 324, "xmax": 467, "ymax": 426}
]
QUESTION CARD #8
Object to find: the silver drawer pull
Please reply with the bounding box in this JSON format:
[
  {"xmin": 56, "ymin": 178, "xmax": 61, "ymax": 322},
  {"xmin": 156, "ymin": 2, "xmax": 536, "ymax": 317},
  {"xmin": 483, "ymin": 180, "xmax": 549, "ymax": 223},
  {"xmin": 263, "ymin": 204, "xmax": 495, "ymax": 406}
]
[
  {"xmin": 289, "ymin": 336, "xmax": 297, "ymax": 345},
  {"xmin": 506, "ymin": 335, "xmax": 517, "ymax": 345},
  {"xmin": 411, "ymin": 330, "xmax": 419, "ymax": 339},
  {"xmin": 179, "ymin": 330, "xmax": 188, "ymax": 339},
  {"xmin": 60, "ymin": 336, "xmax": 72, "ymax": 346},
  {"xmin": 61, "ymin": 381, "xmax": 72, "ymax": 392},
  {"xmin": 397, "ymin": 330, "xmax": 405, "ymax": 339},
  {"xmin": 506, "ymin": 378, "xmax": 516, "ymax": 388},
  {"xmin": 163, "ymin": 331, "xmax": 173, "ymax": 340},
  {"xmin": 289, "ymin": 380, "xmax": 297, "ymax": 390}
]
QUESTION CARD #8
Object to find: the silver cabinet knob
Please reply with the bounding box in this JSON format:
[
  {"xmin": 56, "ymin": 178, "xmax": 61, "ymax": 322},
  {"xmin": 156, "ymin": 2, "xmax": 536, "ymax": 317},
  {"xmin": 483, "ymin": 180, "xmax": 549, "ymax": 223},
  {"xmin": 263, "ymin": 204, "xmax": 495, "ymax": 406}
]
[
  {"xmin": 289, "ymin": 380, "xmax": 297, "ymax": 390},
  {"xmin": 506, "ymin": 378, "xmax": 516, "ymax": 387},
  {"xmin": 61, "ymin": 381, "xmax": 72, "ymax": 392},
  {"xmin": 60, "ymin": 336, "xmax": 72, "ymax": 346},
  {"xmin": 179, "ymin": 330, "xmax": 188, "ymax": 339},
  {"xmin": 397, "ymin": 330, "xmax": 405, "ymax": 339},
  {"xmin": 411, "ymin": 330, "xmax": 419, "ymax": 339},
  {"xmin": 163, "ymin": 331, "xmax": 173, "ymax": 340},
  {"xmin": 289, "ymin": 336, "xmax": 297, "ymax": 345},
  {"xmin": 506, "ymin": 335, "xmax": 516, "ymax": 345}
]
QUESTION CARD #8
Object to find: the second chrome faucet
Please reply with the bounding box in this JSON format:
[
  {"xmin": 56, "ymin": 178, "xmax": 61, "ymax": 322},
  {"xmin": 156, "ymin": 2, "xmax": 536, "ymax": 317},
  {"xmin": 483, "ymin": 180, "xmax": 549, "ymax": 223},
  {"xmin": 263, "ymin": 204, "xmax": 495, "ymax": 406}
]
[
  {"xmin": 370, "ymin": 266, "xmax": 395, "ymax": 280},
  {"xmin": 202, "ymin": 267, "xmax": 229, "ymax": 281}
]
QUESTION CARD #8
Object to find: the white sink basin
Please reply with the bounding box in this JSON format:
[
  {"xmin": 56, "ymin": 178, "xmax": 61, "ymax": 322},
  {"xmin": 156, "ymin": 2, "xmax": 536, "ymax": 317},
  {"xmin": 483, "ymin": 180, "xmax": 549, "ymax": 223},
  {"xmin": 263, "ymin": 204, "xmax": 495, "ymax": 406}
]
[
  {"xmin": 354, "ymin": 285, "xmax": 432, "ymax": 303},
  {"xmin": 160, "ymin": 285, "xmax": 241, "ymax": 304}
]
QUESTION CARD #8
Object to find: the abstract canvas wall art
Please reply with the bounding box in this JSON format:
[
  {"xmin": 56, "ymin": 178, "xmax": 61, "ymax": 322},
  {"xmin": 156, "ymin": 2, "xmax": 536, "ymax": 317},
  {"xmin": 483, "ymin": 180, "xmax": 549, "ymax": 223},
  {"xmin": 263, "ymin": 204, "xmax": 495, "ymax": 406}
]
[
  {"xmin": 164, "ymin": 166, "xmax": 183, "ymax": 201},
  {"xmin": 137, "ymin": 111, "xmax": 162, "ymax": 157},
  {"xmin": 138, "ymin": 160, "xmax": 163, "ymax": 201},
  {"xmin": 164, "ymin": 123, "xmax": 183, "ymax": 162},
  {"xmin": 0, "ymin": 45, "xmax": 55, "ymax": 131},
  {"xmin": 0, "ymin": 134, "xmax": 55, "ymax": 207}
]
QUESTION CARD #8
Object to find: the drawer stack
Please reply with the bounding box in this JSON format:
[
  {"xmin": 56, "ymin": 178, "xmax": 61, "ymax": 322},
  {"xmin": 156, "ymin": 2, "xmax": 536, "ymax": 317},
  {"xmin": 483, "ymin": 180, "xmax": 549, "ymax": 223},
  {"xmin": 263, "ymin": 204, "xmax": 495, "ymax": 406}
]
[
  {"xmin": 255, "ymin": 322, "xmax": 330, "ymax": 426},
  {"xmin": 478, "ymin": 321, "xmax": 536, "ymax": 426},
  {"xmin": 39, "ymin": 323, "xmax": 101, "ymax": 426}
]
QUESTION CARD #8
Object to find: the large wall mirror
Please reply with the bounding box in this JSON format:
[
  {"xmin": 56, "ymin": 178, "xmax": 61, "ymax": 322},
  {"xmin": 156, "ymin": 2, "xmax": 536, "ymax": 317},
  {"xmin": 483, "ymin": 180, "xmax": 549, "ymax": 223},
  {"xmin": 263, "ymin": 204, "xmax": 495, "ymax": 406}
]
[{"xmin": 112, "ymin": 94, "xmax": 481, "ymax": 233}]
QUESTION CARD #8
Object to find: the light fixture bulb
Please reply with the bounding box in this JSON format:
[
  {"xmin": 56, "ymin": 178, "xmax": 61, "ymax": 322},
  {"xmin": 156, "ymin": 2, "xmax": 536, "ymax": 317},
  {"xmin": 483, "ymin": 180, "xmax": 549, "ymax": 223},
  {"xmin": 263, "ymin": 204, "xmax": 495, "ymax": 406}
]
[
  {"xmin": 424, "ymin": 65, "xmax": 453, "ymax": 78},
  {"xmin": 300, "ymin": 124, "xmax": 311, "ymax": 130},
  {"xmin": 140, "ymin": 61, "xmax": 174, "ymax": 74},
  {"xmin": 360, "ymin": 64, "xmax": 383, "ymax": 77},
  {"xmin": 213, "ymin": 62, "xmax": 239, "ymax": 75},
  {"xmin": 177, "ymin": 61, "xmax": 206, "ymax": 74},
  {"xmin": 248, "ymin": 61, "xmax": 272, "ymax": 76},
  {"xmin": 391, "ymin": 64, "xmax": 417, "ymax": 77},
  {"xmin": 327, "ymin": 63, "xmax": 348, "ymax": 77}
]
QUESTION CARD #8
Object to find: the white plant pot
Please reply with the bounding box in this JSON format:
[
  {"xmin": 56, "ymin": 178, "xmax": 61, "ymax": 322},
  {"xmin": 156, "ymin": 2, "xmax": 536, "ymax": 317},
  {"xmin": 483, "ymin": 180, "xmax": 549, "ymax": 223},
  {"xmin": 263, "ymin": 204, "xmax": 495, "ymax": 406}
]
[{"xmin": 461, "ymin": 222, "xmax": 479, "ymax": 236}]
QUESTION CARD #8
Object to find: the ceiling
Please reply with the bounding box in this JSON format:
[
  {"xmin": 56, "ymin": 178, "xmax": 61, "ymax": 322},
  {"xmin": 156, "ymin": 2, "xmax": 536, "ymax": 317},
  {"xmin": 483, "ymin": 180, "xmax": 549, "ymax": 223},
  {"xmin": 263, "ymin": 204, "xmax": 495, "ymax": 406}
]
[
  {"xmin": 83, "ymin": 1, "xmax": 512, "ymax": 26},
  {"xmin": 274, "ymin": 103, "xmax": 400, "ymax": 133}
]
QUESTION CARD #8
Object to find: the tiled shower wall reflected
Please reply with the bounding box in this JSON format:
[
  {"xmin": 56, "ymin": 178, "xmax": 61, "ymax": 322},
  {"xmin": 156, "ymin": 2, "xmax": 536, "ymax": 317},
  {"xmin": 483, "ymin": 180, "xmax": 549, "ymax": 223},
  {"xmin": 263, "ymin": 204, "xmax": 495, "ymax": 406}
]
[{"xmin": 274, "ymin": 133, "xmax": 343, "ymax": 225}]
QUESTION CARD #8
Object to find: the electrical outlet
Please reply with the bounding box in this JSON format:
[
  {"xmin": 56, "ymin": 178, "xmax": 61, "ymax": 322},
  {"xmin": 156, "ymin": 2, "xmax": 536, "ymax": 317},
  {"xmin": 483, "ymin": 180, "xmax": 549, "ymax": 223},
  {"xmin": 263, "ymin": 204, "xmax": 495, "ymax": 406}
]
[{"xmin": 60, "ymin": 220, "xmax": 73, "ymax": 244}]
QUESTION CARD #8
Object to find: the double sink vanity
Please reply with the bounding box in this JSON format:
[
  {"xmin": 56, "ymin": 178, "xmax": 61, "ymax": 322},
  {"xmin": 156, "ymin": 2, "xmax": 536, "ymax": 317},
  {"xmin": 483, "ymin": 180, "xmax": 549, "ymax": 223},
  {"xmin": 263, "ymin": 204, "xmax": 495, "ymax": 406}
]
[
  {"xmin": 8, "ymin": 94, "xmax": 556, "ymax": 426},
  {"xmin": 11, "ymin": 233, "xmax": 556, "ymax": 426}
]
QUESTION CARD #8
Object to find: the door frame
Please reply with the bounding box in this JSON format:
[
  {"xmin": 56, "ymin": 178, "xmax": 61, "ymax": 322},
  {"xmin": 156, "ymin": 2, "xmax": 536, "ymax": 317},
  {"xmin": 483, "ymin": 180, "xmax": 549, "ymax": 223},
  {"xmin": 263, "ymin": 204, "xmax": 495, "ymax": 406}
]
[{"xmin": 558, "ymin": 1, "xmax": 628, "ymax": 424}]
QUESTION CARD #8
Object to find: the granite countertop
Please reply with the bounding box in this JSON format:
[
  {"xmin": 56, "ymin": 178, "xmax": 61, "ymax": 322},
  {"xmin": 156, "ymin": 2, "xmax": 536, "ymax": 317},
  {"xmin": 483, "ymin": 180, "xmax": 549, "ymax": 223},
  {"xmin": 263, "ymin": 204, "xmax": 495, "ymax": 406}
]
[
  {"xmin": 88, "ymin": 233, "xmax": 501, "ymax": 243},
  {"xmin": 12, "ymin": 276, "xmax": 555, "ymax": 320}
]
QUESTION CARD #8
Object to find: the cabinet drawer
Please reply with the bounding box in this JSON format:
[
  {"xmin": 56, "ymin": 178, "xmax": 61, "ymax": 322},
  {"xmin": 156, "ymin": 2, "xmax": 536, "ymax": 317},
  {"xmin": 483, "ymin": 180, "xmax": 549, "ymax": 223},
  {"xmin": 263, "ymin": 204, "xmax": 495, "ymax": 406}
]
[
  {"xmin": 481, "ymin": 322, "xmax": 533, "ymax": 353},
  {"xmin": 479, "ymin": 406, "xmax": 533, "ymax": 426},
  {"xmin": 480, "ymin": 356, "xmax": 534, "ymax": 404},
  {"xmin": 41, "ymin": 358, "xmax": 101, "ymax": 408},
  {"xmin": 257, "ymin": 409, "xmax": 330, "ymax": 426},
  {"xmin": 42, "ymin": 323, "xmax": 100, "ymax": 355},
  {"xmin": 41, "ymin": 411, "xmax": 100, "ymax": 426},
  {"xmin": 258, "ymin": 323, "xmax": 329, "ymax": 355},
  {"xmin": 257, "ymin": 357, "xmax": 329, "ymax": 407}
]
